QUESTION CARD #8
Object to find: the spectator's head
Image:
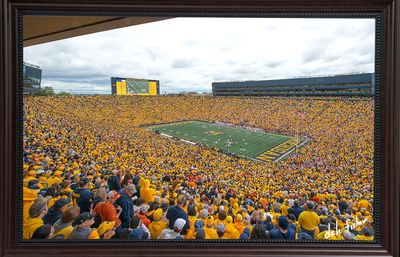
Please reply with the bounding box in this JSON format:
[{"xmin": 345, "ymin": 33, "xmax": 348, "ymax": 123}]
[
  {"xmin": 206, "ymin": 216, "xmax": 214, "ymax": 228},
  {"xmin": 153, "ymin": 208, "xmax": 163, "ymax": 221},
  {"xmin": 174, "ymin": 218, "xmax": 186, "ymax": 233},
  {"xmin": 187, "ymin": 205, "xmax": 197, "ymax": 217},
  {"xmin": 239, "ymin": 227, "xmax": 251, "ymax": 239},
  {"xmin": 236, "ymin": 214, "xmax": 243, "ymax": 222},
  {"xmin": 199, "ymin": 209, "xmax": 208, "ymax": 219},
  {"xmin": 75, "ymin": 212, "xmax": 95, "ymax": 227},
  {"xmin": 177, "ymin": 195, "xmax": 187, "ymax": 207},
  {"xmin": 106, "ymin": 190, "xmax": 120, "ymax": 203},
  {"xmin": 61, "ymin": 205, "xmax": 80, "ymax": 223},
  {"xmin": 194, "ymin": 220, "xmax": 204, "ymax": 230},
  {"xmin": 125, "ymin": 184, "xmax": 137, "ymax": 197},
  {"xmin": 207, "ymin": 205, "xmax": 214, "ymax": 215},
  {"xmin": 217, "ymin": 223, "xmax": 226, "ymax": 238},
  {"xmin": 94, "ymin": 187, "xmax": 106, "ymax": 200},
  {"xmin": 140, "ymin": 204, "xmax": 150, "ymax": 215},
  {"xmin": 130, "ymin": 215, "xmax": 141, "ymax": 229},
  {"xmin": 218, "ymin": 210, "xmax": 227, "ymax": 221},
  {"xmin": 250, "ymin": 224, "xmax": 268, "ymax": 239},
  {"xmin": 53, "ymin": 198, "xmax": 70, "ymax": 211},
  {"xmin": 28, "ymin": 180, "xmax": 40, "ymax": 190},
  {"xmin": 79, "ymin": 178, "xmax": 89, "ymax": 188},
  {"xmin": 278, "ymin": 216, "xmax": 289, "ymax": 230},
  {"xmin": 29, "ymin": 198, "xmax": 47, "ymax": 218}
]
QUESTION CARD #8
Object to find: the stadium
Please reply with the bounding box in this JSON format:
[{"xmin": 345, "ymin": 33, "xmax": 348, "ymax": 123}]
[{"xmin": 22, "ymin": 17, "xmax": 374, "ymax": 242}]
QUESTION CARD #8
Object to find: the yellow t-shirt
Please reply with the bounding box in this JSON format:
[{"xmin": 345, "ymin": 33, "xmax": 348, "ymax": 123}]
[
  {"xmin": 204, "ymin": 227, "xmax": 218, "ymax": 239},
  {"xmin": 298, "ymin": 211, "xmax": 320, "ymax": 231},
  {"xmin": 280, "ymin": 204, "xmax": 289, "ymax": 216},
  {"xmin": 23, "ymin": 217, "xmax": 44, "ymax": 239}
]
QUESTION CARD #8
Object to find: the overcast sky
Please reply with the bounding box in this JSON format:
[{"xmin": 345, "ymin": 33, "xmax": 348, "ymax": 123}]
[{"xmin": 24, "ymin": 17, "xmax": 375, "ymax": 94}]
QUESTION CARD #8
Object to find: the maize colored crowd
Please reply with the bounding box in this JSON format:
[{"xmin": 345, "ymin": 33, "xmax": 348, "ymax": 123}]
[{"xmin": 23, "ymin": 95, "xmax": 374, "ymax": 241}]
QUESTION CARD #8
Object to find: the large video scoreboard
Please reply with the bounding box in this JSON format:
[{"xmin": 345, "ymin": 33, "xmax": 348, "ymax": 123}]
[
  {"xmin": 111, "ymin": 77, "xmax": 160, "ymax": 95},
  {"xmin": 23, "ymin": 63, "xmax": 42, "ymax": 94},
  {"xmin": 24, "ymin": 63, "xmax": 42, "ymax": 87}
]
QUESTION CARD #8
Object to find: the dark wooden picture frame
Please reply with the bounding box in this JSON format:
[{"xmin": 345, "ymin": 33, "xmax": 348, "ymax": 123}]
[{"xmin": 1, "ymin": 1, "xmax": 399, "ymax": 256}]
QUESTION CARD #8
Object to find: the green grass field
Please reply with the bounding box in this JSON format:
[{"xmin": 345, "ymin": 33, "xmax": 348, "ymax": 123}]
[{"xmin": 150, "ymin": 121, "xmax": 306, "ymax": 162}]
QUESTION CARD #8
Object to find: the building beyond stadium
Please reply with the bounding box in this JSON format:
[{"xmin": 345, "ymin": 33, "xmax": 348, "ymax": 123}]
[{"xmin": 212, "ymin": 73, "xmax": 375, "ymax": 97}]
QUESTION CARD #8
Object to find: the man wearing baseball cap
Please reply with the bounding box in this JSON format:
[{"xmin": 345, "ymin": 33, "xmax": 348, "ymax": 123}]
[
  {"xmin": 269, "ymin": 216, "xmax": 296, "ymax": 240},
  {"xmin": 43, "ymin": 198, "xmax": 71, "ymax": 225},
  {"xmin": 107, "ymin": 170, "xmax": 121, "ymax": 192},
  {"xmin": 68, "ymin": 212, "xmax": 99, "ymax": 239},
  {"xmin": 73, "ymin": 177, "xmax": 94, "ymax": 213},
  {"xmin": 166, "ymin": 195, "xmax": 190, "ymax": 235},
  {"xmin": 157, "ymin": 218, "xmax": 186, "ymax": 239},
  {"xmin": 23, "ymin": 198, "xmax": 47, "ymax": 239},
  {"xmin": 298, "ymin": 201, "xmax": 320, "ymax": 238},
  {"xmin": 116, "ymin": 184, "xmax": 136, "ymax": 228}
]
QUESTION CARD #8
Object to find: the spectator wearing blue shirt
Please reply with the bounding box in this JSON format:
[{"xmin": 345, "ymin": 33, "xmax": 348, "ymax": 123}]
[
  {"xmin": 73, "ymin": 178, "xmax": 94, "ymax": 213},
  {"xmin": 166, "ymin": 195, "xmax": 190, "ymax": 235},
  {"xmin": 269, "ymin": 216, "xmax": 296, "ymax": 240},
  {"xmin": 107, "ymin": 170, "xmax": 121, "ymax": 192},
  {"xmin": 288, "ymin": 200, "xmax": 304, "ymax": 220},
  {"xmin": 116, "ymin": 184, "xmax": 136, "ymax": 228},
  {"xmin": 42, "ymin": 198, "xmax": 70, "ymax": 225}
]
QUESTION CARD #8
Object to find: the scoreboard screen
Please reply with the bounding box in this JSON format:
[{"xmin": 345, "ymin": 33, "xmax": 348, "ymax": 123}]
[
  {"xmin": 111, "ymin": 77, "xmax": 160, "ymax": 95},
  {"xmin": 24, "ymin": 63, "xmax": 42, "ymax": 87}
]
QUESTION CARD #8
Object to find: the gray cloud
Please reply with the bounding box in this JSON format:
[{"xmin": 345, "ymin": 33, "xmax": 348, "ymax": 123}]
[{"xmin": 171, "ymin": 59, "xmax": 197, "ymax": 69}]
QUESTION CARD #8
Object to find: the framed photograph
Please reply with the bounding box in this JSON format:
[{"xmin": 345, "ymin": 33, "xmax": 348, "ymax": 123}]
[{"xmin": 1, "ymin": 0, "xmax": 399, "ymax": 256}]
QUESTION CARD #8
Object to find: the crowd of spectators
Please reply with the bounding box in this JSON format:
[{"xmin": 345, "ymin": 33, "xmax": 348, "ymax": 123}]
[{"xmin": 22, "ymin": 95, "xmax": 374, "ymax": 240}]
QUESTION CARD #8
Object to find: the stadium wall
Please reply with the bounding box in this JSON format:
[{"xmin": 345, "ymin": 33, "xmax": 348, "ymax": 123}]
[{"xmin": 212, "ymin": 73, "xmax": 375, "ymax": 97}]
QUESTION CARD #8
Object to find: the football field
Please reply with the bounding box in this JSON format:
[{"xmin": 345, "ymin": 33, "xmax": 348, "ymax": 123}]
[{"xmin": 150, "ymin": 121, "xmax": 307, "ymax": 162}]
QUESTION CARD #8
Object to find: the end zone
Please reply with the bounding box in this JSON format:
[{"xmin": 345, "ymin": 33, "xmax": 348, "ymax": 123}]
[{"xmin": 255, "ymin": 137, "xmax": 308, "ymax": 162}]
